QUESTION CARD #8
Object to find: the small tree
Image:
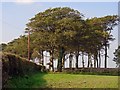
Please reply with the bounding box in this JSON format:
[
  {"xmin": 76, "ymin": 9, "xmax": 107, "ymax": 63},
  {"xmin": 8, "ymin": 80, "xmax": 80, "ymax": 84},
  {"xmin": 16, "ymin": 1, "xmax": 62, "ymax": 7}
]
[{"xmin": 113, "ymin": 46, "xmax": 120, "ymax": 67}]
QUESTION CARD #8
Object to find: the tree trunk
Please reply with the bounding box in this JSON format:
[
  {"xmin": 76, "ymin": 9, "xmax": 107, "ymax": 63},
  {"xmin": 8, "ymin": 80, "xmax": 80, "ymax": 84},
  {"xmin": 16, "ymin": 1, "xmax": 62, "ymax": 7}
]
[
  {"xmin": 94, "ymin": 55, "xmax": 96, "ymax": 68},
  {"xmin": 96, "ymin": 54, "xmax": 99, "ymax": 68},
  {"xmin": 87, "ymin": 53, "xmax": 91, "ymax": 68},
  {"xmin": 62, "ymin": 54, "xmax": 66, "ymax": 69},
  {"xmin": 50, "ymin": 50, "xmax": 54, "ymax": 72},
  {"xmin": 57, "ymin": 47, "xmax": 65, "ymax": 72},
  {"xmin": 41, "ymin": 50, "xmax": 44, "ymax": 66},
  {"xmin": 69, "ymin": 52, "xmax": 73, "ymax": 69},
  {"xmin": 94, "ymin": 53, "xmax": 98, "ymax": 68},
  {"xmin": 90, "ymin": 58, "xmax": 93, "ymax": 68},
  {"xmin": 105, "ymin": 42, "xmax": 107, "ymax": 68},
  {"xmin": 76, "ymin": 46, "xmax": 79, "ymax": 69},
  {"xmin": 82, "ymin": 52, "xmax": 85, "ymax": 68},
  {"xmin": 75, "ymin": 52, "xmax": 79, "ymax": 69},
  {"xmin": 98, "ymin": 50, "xmax": 101, "ymax": 68}
]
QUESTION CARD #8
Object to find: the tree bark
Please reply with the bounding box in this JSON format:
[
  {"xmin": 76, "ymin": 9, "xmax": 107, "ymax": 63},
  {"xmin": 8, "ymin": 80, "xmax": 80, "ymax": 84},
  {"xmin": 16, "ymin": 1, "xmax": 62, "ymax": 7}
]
[
  {"xmin": 90, "ymin": 58, "xmax": 93, "ymax": 68},
  {"xmin": 57, "ymin": 47, "xmax": 65, "ymax": 72},
  {"xmin": 94, "ymin": 52, "xmax": 99, "ymax": 68},
  {"xmin": 105, "ymin": 41, "xmax": 107, "ymax": 68},
  {"xmin": 98, "ymin": 50, "xmax": 101, "ymax": 68},
  {"xmin": 41, "ymin": 50, "xmax": 44, "ymax": 66},
  {"xmin": 75, "ymin": 52, "xmax": 79, "ymax": 69},
  {"xmin": 87, "ymin": 53, "xmax": 91, "ymax": 68},
  {"xmin": 62, "ymin": 54, "xmax": 66, "ymax": 69},
  {"xmin": 82, "ymin": 52, "xmax": 85, "ymax": 68},
  {"xmin": 50, "ymin": 50, "xmax": 54, "ymax": 72},
  {"xmin": 94, "ymin": 55, "xmax": 96, "ymax": 68},
  {"xmin": 76, "ymin": 46, "xmax": 79, "ymax": 69},
  {"xmin": 95, "ymin": 54, "xmax": 98, "ymax": 68},
  {"xmin": 69, "ymin": 52, "xmax": 73, "ymax": 69}
]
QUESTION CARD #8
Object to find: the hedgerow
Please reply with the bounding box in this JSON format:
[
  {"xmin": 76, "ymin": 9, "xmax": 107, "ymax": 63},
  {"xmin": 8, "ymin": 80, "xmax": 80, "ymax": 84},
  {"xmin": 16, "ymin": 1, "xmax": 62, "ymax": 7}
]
[{"xmin": 1, "ymin": 52, "xmax": 45, "ymax": 88}]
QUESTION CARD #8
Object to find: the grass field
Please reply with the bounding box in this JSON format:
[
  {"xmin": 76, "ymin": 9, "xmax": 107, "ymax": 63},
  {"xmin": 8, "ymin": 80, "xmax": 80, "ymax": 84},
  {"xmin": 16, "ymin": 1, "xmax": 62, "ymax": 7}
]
[{"xmin": 6, "ymin": 72, "xmax": 118, "ymax": 88}]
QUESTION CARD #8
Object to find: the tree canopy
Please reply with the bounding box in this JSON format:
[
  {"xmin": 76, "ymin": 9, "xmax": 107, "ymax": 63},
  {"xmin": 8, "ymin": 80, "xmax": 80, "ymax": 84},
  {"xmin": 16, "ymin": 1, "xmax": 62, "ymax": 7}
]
[{"xmin": 3, "ymin": 7, "xmax": 119, "ymax": 71}]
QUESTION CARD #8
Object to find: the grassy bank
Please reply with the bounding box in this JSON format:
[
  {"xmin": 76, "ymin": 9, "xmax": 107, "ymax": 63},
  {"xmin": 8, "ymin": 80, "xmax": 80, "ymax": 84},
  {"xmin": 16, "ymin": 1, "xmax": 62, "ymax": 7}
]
[
  {"xmin": 2, "ymin": 52, "xmax": 44, "ymax": 88},
  {"xmin": 5, "ymin": 72, "xmax": 118, "ymax": 88}
]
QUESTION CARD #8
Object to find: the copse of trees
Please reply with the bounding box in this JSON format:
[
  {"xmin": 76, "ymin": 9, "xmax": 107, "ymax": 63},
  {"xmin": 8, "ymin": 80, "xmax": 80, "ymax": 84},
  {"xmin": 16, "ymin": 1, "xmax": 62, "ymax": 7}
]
[
  {"xmin": 3, "ymin": 7, "xmax": 119, "ymax": 72},
  {"xmin": 4, "ymin": 36, "xmax": 28, "ymax": 58}
]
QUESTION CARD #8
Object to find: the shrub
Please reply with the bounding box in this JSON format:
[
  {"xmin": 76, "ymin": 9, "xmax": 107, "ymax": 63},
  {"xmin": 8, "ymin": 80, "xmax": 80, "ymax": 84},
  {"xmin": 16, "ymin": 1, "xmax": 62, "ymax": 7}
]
[{"xmin": 63, "ymin": 68, "xmax": 119, "ymax": 76}]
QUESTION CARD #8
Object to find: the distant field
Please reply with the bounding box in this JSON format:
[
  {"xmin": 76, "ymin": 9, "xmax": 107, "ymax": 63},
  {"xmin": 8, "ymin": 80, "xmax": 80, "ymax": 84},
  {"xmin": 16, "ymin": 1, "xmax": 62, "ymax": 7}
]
[{"xmin": 6, "ymin": 73, "xmax": 118, "ymax": 88}]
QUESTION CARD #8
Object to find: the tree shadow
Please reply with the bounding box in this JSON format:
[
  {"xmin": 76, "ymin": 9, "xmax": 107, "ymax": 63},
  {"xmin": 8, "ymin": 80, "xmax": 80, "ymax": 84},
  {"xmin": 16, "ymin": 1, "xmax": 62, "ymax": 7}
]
[
  {"xmin": 3, "ymin": 72, "xmax": 51, "ymax": 89},
  {"xmin": 2, "ymin": 53, "xmax": 51, "ymax": 89}
]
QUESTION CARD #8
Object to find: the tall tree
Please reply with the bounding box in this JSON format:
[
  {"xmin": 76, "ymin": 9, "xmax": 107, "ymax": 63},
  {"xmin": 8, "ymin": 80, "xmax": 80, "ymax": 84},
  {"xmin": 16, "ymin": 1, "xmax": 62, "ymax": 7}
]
[
  {"xmin": 86, "ymin": 15, "xmax": 119, "ymax": 68},
  {"xmin": 98, "ymin": 15, "xmax": 119, "ymax": 68},
  {"xmin": 26, "ymin": 7, "xmax": 84, "ymax": 72}
]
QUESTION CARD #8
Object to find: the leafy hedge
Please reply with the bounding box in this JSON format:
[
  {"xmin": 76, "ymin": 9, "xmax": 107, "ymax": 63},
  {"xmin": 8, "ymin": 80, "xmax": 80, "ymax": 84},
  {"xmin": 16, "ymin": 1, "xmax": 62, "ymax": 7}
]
[
  {"xmin": 63, "ymin": 68, "xmax": 119, "ymax": 76},
  {"xmin": 1, "ymin": 52, "xmax": 45, "ymax": 87}
]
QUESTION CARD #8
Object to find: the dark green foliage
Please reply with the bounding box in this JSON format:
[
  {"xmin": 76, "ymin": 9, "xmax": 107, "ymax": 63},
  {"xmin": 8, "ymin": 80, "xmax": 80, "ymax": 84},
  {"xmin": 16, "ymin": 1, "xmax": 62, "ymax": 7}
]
[
  {"xmin": 1, "ymin": 52, "xmax": 45, "ymax": 88},
  {"xmin": 26, "ymin": 7, "xmax": 85, "ymax": 71},
  {"xmin": 3, "ymin": 36, "xmax": 29, "ymax": 58},
  {"xmin": 26, "ymin": 7, "xmax": 119, "ymax": 70},
  {"xmin": 0, "ymin": 43, "xmax": 7, "ymax": 51},
  {"xmin": 4, "ymin": 72, "xmax": 48, "ymax": 88},
  {"xmin": 113, "ymin": 46, "xmax": 120, "ymax": 67},
  {"xmin": 63, "ymin": 68, "xmax": 118, "ymax": 76}
]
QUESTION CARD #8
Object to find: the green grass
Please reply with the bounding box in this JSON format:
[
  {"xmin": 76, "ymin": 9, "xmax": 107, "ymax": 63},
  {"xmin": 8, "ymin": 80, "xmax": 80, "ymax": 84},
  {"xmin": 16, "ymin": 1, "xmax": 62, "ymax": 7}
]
[{"xmin": 5, "ymin": 72, "xmax": 118, "ymax": 88}]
